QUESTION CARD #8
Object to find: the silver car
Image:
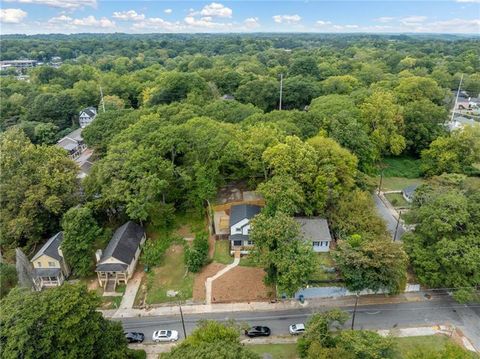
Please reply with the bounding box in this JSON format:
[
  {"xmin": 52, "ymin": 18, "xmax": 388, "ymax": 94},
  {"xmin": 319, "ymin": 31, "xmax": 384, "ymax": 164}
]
[
  {"xmin": 289, "ymin": 323, "xmax": 305, "ymax": 335},
  {"xmin": 152, "ymin": 329, "xmax": 179, "ymax": 342}
]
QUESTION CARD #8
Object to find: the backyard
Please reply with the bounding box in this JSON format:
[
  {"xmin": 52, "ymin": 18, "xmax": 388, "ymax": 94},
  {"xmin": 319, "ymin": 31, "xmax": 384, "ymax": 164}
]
[
  {"xmin": 376, "ymin": 156, "xmax": 424, "ymax": 192},
  {"xmin": 384, "ymin": 192, "xmax": 410, "ymax": 208},
  {"xmin": 309, "ymin": 252, "xmax": 339, "ymax": 282}
]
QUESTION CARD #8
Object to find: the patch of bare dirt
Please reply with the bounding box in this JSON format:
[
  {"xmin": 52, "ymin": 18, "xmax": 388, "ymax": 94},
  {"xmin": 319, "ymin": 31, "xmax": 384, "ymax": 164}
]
[
  {"xmin": 177, "ymin": 225, "xmax": 194, "ymax": 239},
  {"xmin": 212, "ymin": 266, "xmax": 273, "ymax": 303},
  {"xmin": 192, "ymin": 263, "xmax": 226, "ymax": 301}
]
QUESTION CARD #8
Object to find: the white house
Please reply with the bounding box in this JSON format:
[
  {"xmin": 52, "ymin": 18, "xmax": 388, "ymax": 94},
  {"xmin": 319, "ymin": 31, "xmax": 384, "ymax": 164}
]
[
  {"xmin": 95, "ymin": 221, "xmax": 146, "ymax": 292},
  {"xmin": 229, "ymin": 204, "xmax": 261, "ymax": 254},
  {"xmin": 79, "ymin": 107, "xmax": 97, "ymax": 128},
  {"xmin": 56, "ymin": 128, "xmax": 86, "ymax": 160},
  {"xmin": 295, "ymin": 217, "xmax": 332, "ymax": 252}
]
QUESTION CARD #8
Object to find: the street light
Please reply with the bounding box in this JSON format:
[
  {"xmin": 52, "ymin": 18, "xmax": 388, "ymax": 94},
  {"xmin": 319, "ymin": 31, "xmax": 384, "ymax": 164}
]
[
  {"xmin": 393, "ymin": 210, "xmax": 402, "ymax": 242},
  {"xmin": 178, "ymin": 300, "xmax": 187, "ymax": 339}
]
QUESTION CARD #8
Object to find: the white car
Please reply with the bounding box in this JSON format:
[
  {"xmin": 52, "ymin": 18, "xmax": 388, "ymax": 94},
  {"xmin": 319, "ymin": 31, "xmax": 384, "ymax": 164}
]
[
  {"xmin": 152, "ymin": 329, "xmax": 179, "ymax": 342},
  {"xmin": 289, "ymin": 323, "xmax": 305, "ymax": 335}
]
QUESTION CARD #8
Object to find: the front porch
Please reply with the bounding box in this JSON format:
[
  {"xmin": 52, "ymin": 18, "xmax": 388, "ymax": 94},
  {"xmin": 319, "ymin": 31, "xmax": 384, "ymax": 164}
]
[{"xmin": 32, "ymin": 268, "xmax": 65, "ymax": 290}]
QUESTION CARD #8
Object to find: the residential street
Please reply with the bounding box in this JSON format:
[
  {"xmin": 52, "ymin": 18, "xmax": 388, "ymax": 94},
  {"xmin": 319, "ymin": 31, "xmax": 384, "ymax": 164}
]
[
  {"xmin": 373, "ymin": 193, "xmax": 405, "ymax": 240},
  {"xmin": 118, "ymin": 296, "xmax": 480, "ymax": 351}
]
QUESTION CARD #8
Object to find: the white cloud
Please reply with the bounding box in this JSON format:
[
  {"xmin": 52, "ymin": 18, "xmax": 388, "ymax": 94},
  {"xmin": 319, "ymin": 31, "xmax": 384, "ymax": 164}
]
[
  {"xmin": 200, "ymin": 2, "xmax": 232, "ymax": 18},
  {"xmin": 184, "ymin": 15, "xmax": 229, "ymax": 29},
  {"xmin": 376, "ymin": 16, "xmax": 395, "ymax": 23},
  {"xmin": 273, "ymin": 14, "xmax": 301, "ymax": 24},
  {"xmin": 244, "ymin": 17, "xmax": 260, "ymax": 29},
  {"xmin": 426, "ymin": 18, "xmax": 480, "ymax": 33},
  {"xmin": 131, "ymin": 17, "xmax": 183, "ymax": 32},
  {"xmin": 48, "ymin": 14, "xmax": 72, "ymax": 23},
  {"xmin": 72, "ymin": 15, "xmax": 115, "ymax": 28},
  {"xmin": 3, "ymin": 0, "xmax": 96, "ymax": 9},
  {"xmin": 0, "ymin": 8, "xmax": 27, "ymax": 23},
  {"xmin": 164, "ymin": 9, "xmax": 173, "ymax": 14},
  {"xmin": 400, "ymin": 15, "xmax": 427, "ymax": 25},
  {"xmin": 316, "ymin": 20, "xmax": 332, "ymax": 26},
  {"xmin": 112, "ymin": 10, "xmax": 145, "ymax": 21}
]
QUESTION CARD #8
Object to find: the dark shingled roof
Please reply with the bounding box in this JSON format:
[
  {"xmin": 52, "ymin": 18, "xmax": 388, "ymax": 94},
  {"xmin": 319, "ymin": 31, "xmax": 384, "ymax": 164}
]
[
  {"xmin": 81, "ymin": 107, "xmax": 97, "ymax": 118},
  {"xmin": 97, "ymin": 221, "xmax": 145, "ymax": 265},
  {"xmin": 31, "ymin": 232, "xmax": 63, "ymax": 262},
  {"xmin": 230, "ymin": 233, "xmax": 249, "ymax": 241},
  {"xmin": 229, "ymin": 204, "xmax": 261, "ymax": 227},
  {"xmin": 96, "ymin": 263, "xmax": 128, "ymax": 272},
  {"xmin": 33, "ymin": 268, "xmax": 61, "ymax": 277}
]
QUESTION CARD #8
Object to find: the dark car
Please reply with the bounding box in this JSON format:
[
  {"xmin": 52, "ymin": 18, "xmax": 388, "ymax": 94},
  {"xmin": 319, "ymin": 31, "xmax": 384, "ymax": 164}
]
[
  {"xmin": 245, "ymin": 326, "xmax": 271, "ymax": 337},
  {"xmin": 125, "ymin": 332, "xmax": 145, "ymax": 343}
]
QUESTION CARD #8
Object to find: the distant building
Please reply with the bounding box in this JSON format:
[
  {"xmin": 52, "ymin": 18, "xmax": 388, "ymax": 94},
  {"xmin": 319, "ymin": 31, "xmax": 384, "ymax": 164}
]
[
  {"xmin": 221, "ymin": 94, "xmax": 235, "ymax": 100},
  {"xmin": 0, "ymin": 59, "xmax": 37, "ymax": 71},
  {"xmin": 447, "ymin": 116, "xmax": 477, "ymax": 131},
  {"xmin": 229, "ymin": 204, "xmax": 262, "ymax": 254},
  {"xmin": 79, "ymin": 107, "xmax": 97, "ymax": 128},
  {"xmin": 56, "ymin": 128, "xmax": 86, "ymax": 160},
  {"xmin": 295, "ymin": 217, "xmax": 332, "ymax": 252},
  {"xmin": 95, "ymin": 222, "xmax": 146, "ymax": 291},
  {"xmin": 31, "ymin": 232, "xmax": 70, "ymax": 290},
  {"xmin": 402, "ymin": 185, "xmax": 418, "ymax": 203}
]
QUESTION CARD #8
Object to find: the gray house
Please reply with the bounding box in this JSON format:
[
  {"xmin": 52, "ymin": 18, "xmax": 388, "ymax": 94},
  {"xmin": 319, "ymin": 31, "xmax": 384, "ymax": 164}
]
[
  {"xmin": 31, "ymin": 232, "xmax": 70, "ymax": 290},
  {"xmin": 402, "ymin": 185, "xmax": 418, "ymax": 203},
  {"xmin": 95, "ymin": 221, "xmax": 146, "ymax": 291},
  {"xmin": 295, "ymin": 217, "xmax": 332, "ymax": 252},
  {"xmin": 56, "ymin": 128, "xmax": 86, "ymax": 160},
  {"xmin": 229, "ymin": 204, "xmax": 262, "ymax": 254}
]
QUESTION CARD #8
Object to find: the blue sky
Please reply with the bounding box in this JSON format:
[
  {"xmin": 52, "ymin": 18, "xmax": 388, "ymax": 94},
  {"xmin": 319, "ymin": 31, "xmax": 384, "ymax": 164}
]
[{"xmin": 1, "ymin": 0, "xmax": 479, "ymax": 34}]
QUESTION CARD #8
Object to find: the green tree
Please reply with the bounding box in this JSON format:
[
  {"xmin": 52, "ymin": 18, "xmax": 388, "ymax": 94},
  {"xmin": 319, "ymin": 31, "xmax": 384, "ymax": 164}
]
[
  {"xmin": 421, "ymin": 125, "xmax": 480, "ymax": 176},
  {"xmin": 321, "ymin": 75, "xmax": 360, "ymax": 95},
  {"xmin": 463, "ymin": 73, "xmax": 480, "ymax": 97},
  {"xmin": 289, "ymin": 56, "xmax": 320, "ymax": 78},
  {"xmin": 25, "ymin": 92, "xmax": 77, "ymax": 130},
  {"xmin": 33, "ymin": 122, "xmax": 59, "ymax": 144},
  {"xmin": 360, "ymin": 91, "xmax": 405, "ymax": 156},
  {"xmin": 335, "ymin": 330, "xmax": 395, "ymax": 359},
  {"xmin": 61, "ymin": 206, "xmax": 101, "ymax": 277},
  {"xmin": 0, "ymin": 284, "xmax": 128, "ymax": 359},
  {"xmin": 235, "ymin": 78, "xmax": 279, "ymax": 111},
  {"xmin": 250, "ymin": 212, "xmax": 315, "ymax": 295},
  {"xmin": 282, "ymin": 75, "xmax": 320, "ymax": 109},
  {"xmin": 395, "ymin": 76, "xmax": 445, "ymax": 105},
  {"xmin": 163, "ymin": 320, "xmax": 260, "ymax": 359},
  {"xmin": 185, "ymin": 231, "xmax": 210, "ymax": 273},
  {"xmin": 0, "ymin": 263, "xmax": 17, "ymax": 299},
  {"xmin": 333, "ymin": 235, "xmax": 408, "ymax": 294},
  {"xmin": 257, "ymin": 175, "xmax": 305, "ymax": 216},
  {"xmin": 0, "ymin": 129, "xmax": 78, "ymax": 249},
  {"xmin": 102, "ymin": 94, "xmax": 125, "ymax": 111},
  {"xmin": 203, "ymin": 100, "xmax": 262, "ymax": 123}
]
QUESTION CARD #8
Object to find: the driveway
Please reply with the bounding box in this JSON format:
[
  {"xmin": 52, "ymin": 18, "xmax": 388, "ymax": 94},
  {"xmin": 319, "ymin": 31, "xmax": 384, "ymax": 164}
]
[{"xmin": 373, "ymin": 193, "xmax": 405, "ymax": 241}]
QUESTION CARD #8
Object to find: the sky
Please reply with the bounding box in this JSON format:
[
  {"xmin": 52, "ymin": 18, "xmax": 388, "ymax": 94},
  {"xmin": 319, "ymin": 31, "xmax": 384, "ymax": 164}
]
[{"xmin": 0, "ymin": 0, "xmax": 479, "ymax": 35}]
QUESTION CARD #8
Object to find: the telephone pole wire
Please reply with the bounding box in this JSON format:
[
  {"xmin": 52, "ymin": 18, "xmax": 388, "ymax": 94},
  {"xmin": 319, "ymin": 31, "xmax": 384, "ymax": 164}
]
[{"xmin": 279, "ymin": 73, "xmax": 283, "ymax": 111}]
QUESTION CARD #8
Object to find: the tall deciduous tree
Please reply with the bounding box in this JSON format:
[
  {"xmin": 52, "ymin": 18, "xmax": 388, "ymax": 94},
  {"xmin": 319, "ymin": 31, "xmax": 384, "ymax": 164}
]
[
  {"xmin": 333, "ymin": 235, "xmax": 408, "ymax": 294},
  {"xmin": 0, "ymin": 284, "xmax": 128, "ymax": 359},
  {"xmin": 61, "ymin": 206, "xmax": 101, "ymax": 277},
  {"xmin": 250, "ymin": 212, "xmax": 315, "ymax": 296},
  {"xmin": 257, "ymin": 175, "xmax": 305, "ymax": 216},
  {"xmin": 0, "ymin": 129, "xmax": 78, "ymax": 249}
]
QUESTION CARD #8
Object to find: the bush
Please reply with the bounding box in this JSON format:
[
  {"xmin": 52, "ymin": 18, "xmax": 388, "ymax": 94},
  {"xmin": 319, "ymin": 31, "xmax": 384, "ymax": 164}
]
[
  {"xmin": 127, "ymin": 348, "xmax": 146, "ymax": 359},
  {"xmin": 141, "ymin": 236, "xmax": 174, "ymax": 269},
  {"xmin": 0, "ymin": 263, "xmax": 18, "ymax": 298},
  {"xmin": 185, "ymin": 231, "xmax": 210, "ymax": 272}
]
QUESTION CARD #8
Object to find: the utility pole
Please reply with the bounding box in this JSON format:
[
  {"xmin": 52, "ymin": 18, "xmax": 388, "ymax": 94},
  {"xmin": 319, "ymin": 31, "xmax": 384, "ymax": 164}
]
[
  {"xmin": 351, "ymin": 294, "xmax": 359, "ymax": 330},
  {"xmin": 279, "ymin": 73, "xmax": 283, "ymax": 111},
  {"xmin": 378, "ymin": 168, "xmax": 384, "ymax": 195},
  {"xmin": 450, "ymin": 74, "xmax": 464, "ymax": 122},
  {"xmin": 179, "ymin": 302, "xmax": 187, "ymax": 339},
  {"xmin": 99, "ymin": 85, "xmax": 106, "ymax": 113}
]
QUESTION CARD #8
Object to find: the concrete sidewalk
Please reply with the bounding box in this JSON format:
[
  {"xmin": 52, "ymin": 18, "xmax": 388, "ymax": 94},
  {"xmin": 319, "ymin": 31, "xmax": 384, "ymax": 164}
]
[
  {"xmin": 118, "ymin": 271, "xmax": 144, "ymax": 309},
  {"xmin": 109, "ymin": 291, "xmax": 434, "ymax": 319}
]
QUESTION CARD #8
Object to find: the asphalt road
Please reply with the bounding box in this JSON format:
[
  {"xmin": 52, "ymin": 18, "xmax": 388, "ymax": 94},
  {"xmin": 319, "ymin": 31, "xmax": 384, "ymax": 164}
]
[
  {"xmin": 118, "ymin": 296, "xmax": 480, "ymax": 349},
  {"xmin": 373, "ymin": 193, "xmax": 405, "ymax": 240}
]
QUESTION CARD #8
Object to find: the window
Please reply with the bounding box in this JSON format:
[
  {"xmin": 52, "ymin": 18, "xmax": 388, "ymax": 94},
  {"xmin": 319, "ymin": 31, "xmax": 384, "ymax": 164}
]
[
  {"xmin": 48, "ymin": 262, "xmax": 55, "ymax": 267},
  {"xmin": 246, "ymin": 240, "xmax": 254, "ymax": 246},
  {"xmin": 313, "ymin": 241, "xmax": 320, "ymax": 247},
  {"xmin": 233, "ymin": 240, "xmax": 242, "ymax": 246},
  {"xmin": 321, "ymin": 241, "xmax": 329, "ymax": 247},
  {"xmin": 37, "ymin": 262, "xmax": 42, "ymax": 267}
]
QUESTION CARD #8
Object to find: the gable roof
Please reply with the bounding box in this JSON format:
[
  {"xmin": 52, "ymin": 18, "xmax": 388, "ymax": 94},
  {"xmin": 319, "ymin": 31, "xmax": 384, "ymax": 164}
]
[
  {"xmin": 80, "ymin": 107, "xmax": 97, "ymax": 118},
  {"xmin": 97, "ymin": 221, "xmax": 145, "ymax": 266},
  {"xmin": 56, "ymin": 128, "xmax": 83, "ymax": 151},
  {"xmin": 295, "ymin": 218, "xmax": 332, "ymax": 242},
  {"xmin": 32, "ymin": 232, "xmax": 63, "ymax": 262},
  {"xmin": 402, "ymin": 185, "xmax": 418, "ymax": 199},
  {"xmin": 229, "ymin": 204, "xmax": 261, "ymax": 227}
]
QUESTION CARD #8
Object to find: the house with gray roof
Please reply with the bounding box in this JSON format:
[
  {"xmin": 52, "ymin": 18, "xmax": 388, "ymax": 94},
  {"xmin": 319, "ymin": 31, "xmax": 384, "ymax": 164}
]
[
  {"xmin": 30, "ymin": 232, "xmax": 70, "ymax": 290},
  {"xmin": 402, "ymin": 185, "xmax": 418, "ymax": 203},
  {"xmin": 229, "ymin": 204, "xmax": 262, "ymax": 254},
  {"xmin": 79, "ymin": 106, "xmax": 97, "ymax": 128},
  {"xmin": 95, "ymin": 221, "xmax": 146, "ymax": 291},
  {"xmin": 295, "ymin": 217, "xmax": 332, "ymax": 252},
  {"xmin": 56, "ymin": 127, "xmax": 86, "ymax": 160}
]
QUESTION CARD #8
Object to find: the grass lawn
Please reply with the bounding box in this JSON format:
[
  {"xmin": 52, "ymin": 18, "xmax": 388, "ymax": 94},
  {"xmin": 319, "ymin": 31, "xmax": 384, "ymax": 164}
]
[
  {"xmin": 392, "ymin": 335, "xmax": 462, "ymax": 358},
  {"xmin": 100, "ymin": 296, "xmax": 122, "ymax": 310},
  {"xmin": 385, "ymin": 193, "xmax": 410, "ymax": 208},
  {"xmin": 145, "ymin": 244, "xmax": 194, "ymax": 304},
  {"xmin": 310, "ymin": 252, "xmax": 338, "ymax": 282},
  {"xmin": 213, "ymin": 240, "xmax": 233, "ymax": 264},
  {"xmin": 239, "ymin": 255, "xmax": 259, "ymax": 267},
  {"xmin": 247, "ymin": 344, "xmax": 298, "ymax": 359},
  {"xmin": 379, "ymin": 177, "xmax": 425, "ymax": 192},
  {"xmin": 377, "ymin": 157, "xmax": 422, "ymax": 178}
]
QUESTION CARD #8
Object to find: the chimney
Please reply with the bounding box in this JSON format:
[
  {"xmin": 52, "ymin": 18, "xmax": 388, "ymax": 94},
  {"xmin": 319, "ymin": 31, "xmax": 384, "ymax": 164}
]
[{"xmin": 95, "ymin": 249, "xmax": 103, "ymax": 263}]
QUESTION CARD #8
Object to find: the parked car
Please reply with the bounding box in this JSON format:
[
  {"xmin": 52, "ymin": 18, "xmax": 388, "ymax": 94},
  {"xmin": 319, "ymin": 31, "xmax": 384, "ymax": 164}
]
[
  {"xmin": 289, "ymin": 323, "xmax": 305, "ymax": 335},
  {"xmin": 125, "ymin": 332, "xmax": 145, "ymax": 343},
  {"xmin": 245, "ymin": 326, "xmax": 271, "ymax": 337},
  {"xmin": 152, "ymin": 329, "xmax": 179, "ymax": 342}
]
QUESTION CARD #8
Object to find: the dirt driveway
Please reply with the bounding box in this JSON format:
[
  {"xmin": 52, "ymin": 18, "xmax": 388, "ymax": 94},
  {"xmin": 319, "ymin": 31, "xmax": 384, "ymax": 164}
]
[{"xmin": 211, "ymin": 266, "xmax": 273, "ymax": 303}]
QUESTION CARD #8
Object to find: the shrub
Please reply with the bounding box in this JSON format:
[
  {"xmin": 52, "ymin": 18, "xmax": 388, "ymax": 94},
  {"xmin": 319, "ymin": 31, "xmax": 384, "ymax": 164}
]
[
  {"xmin": 185, "ymin": 231, "xmax": 210, "ymax": 272},
  {"xmin": 0, "ymin": 263, "xmax": 18, "ymax": 298},
  {"xmin": 141, "ymin": 236, "xmax": 174, "ymax": 269}
]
